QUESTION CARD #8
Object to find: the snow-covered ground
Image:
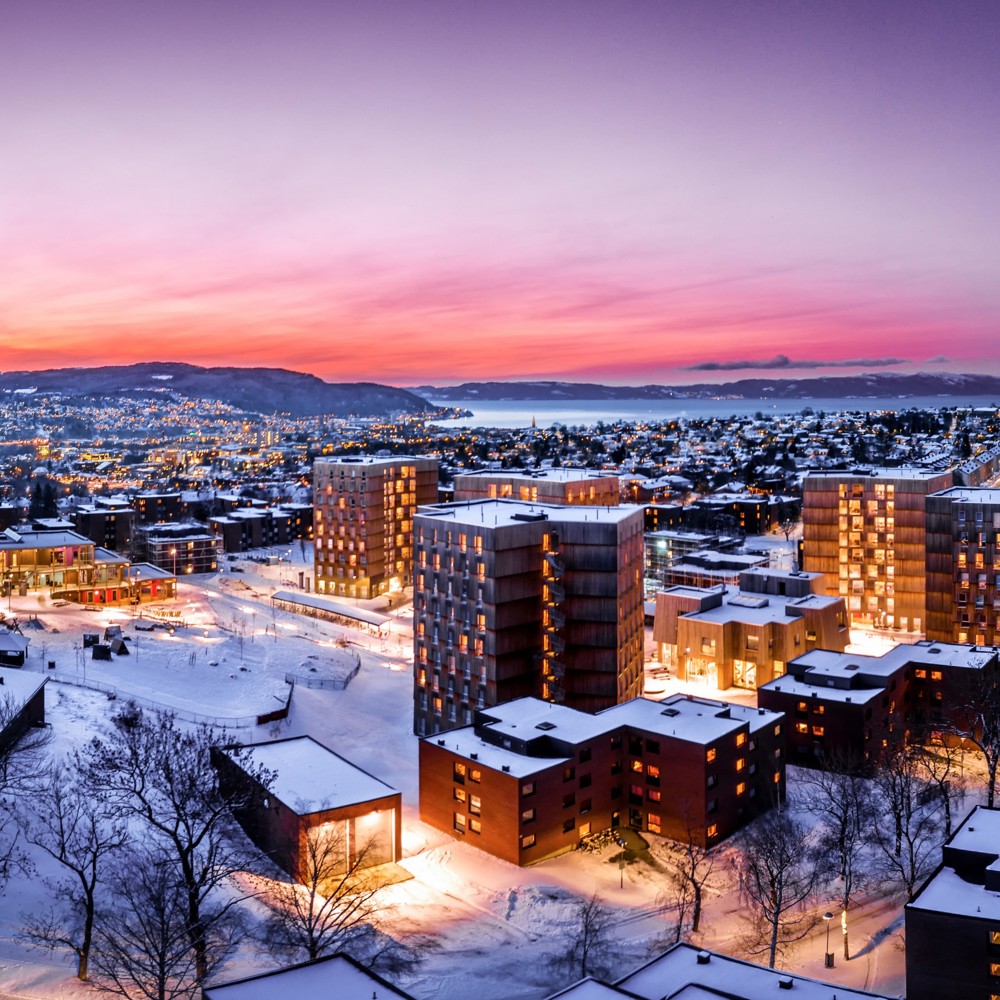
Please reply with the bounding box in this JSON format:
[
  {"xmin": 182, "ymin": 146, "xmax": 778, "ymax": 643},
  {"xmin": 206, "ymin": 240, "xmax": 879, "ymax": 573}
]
[{"xmin": 0, "ymin": 549, "xmax": 980, "ymax": 999}]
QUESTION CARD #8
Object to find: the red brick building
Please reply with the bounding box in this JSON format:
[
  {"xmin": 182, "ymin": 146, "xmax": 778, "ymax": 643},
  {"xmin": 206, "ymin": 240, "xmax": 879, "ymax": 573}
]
[
  {"xmin": 757, "ymin": 640, "xmax": 999, "ymax": 766},
  {"xmin": 419, "ymin": 694, "xmax": 786, "ymax": 864},
  {"xmin": 215, "ymin": 736, "xmax": 401, "ymax": 882},
  {"xmin": 906, "ymin": 806, "xmax": 1000, "ymax": 1000}
]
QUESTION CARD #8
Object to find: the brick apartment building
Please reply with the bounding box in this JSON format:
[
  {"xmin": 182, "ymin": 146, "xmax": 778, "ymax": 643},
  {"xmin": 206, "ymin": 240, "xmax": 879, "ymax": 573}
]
[
  {"xmin": 419, "ymin": 694, "xmax": 785, "ymax": 864},
  {"xmin": 652, "ymin": 568, "xmax": 849, "ymax": 691},
  {"xmin": 757, "ymin": 640, "xmax": 999, "ymax": 766},
  {"xmin": 71, "ymin": 498, "xmax": 135, "ymax": 553},
  {"xmin": 453, "ymin": 469, "xmax": 620, "ymax": 507},
  {"xmin": 906, "ymin": 805, "xmax": 1000, "ymax": 1000},
  {"xmin": 313, "ymin": 456, "xmax": 438, "ymax": 600},
  {"xmin": 926, "ymin": 487, "xmax": 1000, "ymax": 646},
  {"xmin": 802, "ymin": 467, "xmax": 953, "ymax": 633},
  {"xmin": 411, "ymin": 499, "xmax": 645, "ymax": 736}
]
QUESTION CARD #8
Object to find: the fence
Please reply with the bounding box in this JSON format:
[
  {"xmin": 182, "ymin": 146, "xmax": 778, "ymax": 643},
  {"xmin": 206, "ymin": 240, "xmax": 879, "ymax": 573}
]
[
  {"xmin": 285, "ymin": 650, "xmax": 361, "ymax": 691},
  {"xmin": 44, "ymin": 674, "xmax": 275, "ymax": 729}
]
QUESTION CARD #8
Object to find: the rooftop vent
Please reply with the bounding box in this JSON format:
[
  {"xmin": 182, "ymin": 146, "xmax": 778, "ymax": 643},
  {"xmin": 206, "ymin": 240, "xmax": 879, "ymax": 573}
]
[
  {"xmin": 502, "ymin": 764, "xmax": 510, "ymax": 772},
  {"xmin": 437, "ymin": 739, "xmax": 445, "ymax": 746},
  {"xmin": 696, "ymin": 950, "xmax": 711, "ymax": 965},
  {"xmin": 470, "ymin": 753, "xmax": 478, "ymax": 760},
  {"xmin": 777, "ymin": 976, "xmax": 794, "ymax": 989},
  {"xmin": 511, "ymin": 512, "xmax": 548, "ymax": 522},
  {"xmin": 535, "ymin": 721, "xmax": 556, "ymax": 731},
  {"xmin": 661, "ymin": 707, "xmax": 681, "ymax": 717}
]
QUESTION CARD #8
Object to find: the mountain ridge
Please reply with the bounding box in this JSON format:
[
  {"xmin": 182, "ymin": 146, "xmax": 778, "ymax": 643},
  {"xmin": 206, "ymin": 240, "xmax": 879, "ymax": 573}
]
[
  {"xmin": 412, "ymin": 372, "xmax": 1000, "ymax": 401},
  {"xmin": 0, "ymin": 362, "xmax": 431, "ymax": 418}
]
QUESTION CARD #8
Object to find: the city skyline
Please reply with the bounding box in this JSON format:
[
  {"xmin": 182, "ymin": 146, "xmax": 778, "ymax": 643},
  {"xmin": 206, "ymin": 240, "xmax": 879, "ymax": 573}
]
[{"xmin": 2, "ymin": 0, "xmax": 998, "ymax": 385}]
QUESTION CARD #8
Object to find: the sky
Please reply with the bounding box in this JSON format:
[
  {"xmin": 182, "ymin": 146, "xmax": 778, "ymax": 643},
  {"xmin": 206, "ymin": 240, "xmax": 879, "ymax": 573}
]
[{"xmin": 1, "ymin": 0, "xmax": 998, "ymax": 387}]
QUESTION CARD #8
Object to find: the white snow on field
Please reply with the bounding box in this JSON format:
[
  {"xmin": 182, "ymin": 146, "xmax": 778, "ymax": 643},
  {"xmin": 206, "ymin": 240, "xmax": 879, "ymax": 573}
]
[{"xmin": 0, "ymin": 547, "xmax": 972, "ymax": 999}]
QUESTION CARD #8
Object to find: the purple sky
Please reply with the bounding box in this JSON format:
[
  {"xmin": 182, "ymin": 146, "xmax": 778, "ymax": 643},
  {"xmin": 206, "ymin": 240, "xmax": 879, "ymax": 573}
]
[{"xmin": 1, "ymin": 0, "xmax": 998, "ymax": 385}]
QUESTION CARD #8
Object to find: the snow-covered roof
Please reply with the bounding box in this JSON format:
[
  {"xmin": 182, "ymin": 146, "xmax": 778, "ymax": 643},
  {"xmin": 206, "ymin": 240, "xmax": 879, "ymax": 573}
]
[
  {"xmin": 615, "ymin": 942, "xmax": 895, "ymax": 1000},
  {"xmin": 203, "ymin": 952, "xmax": 414, "ymax": 999},
  {"xmin": 270, "ymin": 591, "xmax": 390, "ymax": 628},
  {"xmin": 600, "ymin": 695, "xmax": 780, "ymax": 744},
  {"xmin": 229, "ymin": 736, "xmax": 398, "ymax": 816},
  {"xmin": 416, "ymin": 499, "xmax": 641, "ymax": 530},
  {"xmin": 457, "ymin": 468, "xmax": 617, "ymax": 483},
  {"xmin": 546, "ymin": 979, "xmax": 632, "ymax": 1000},
  {"xmin": 945, "ymin": 805, "xmax": 1000, "ymax": 856},
  {"xmin": 0, "ymin": 631, "xmax": 30, "ymax": 656},
  {"xmin": 0, "ymin": 669, "xmax": 45, "ymax": 707},
  {"xmin": 428, "ymin": 726, "xmax": 572, "ymax": 779},
  {"xmin": 478, "ymin": 697, "xmax": 610, "ymax": 745}
]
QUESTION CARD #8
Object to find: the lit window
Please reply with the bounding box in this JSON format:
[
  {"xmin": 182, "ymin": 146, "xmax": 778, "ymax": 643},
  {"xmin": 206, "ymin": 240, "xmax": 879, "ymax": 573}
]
[
  {"xmin": 522, "ymin": 782, "xmax": 535, "ymax": 797},
  {"xmin": 521, "ymin": 807, "xmax": 536, "ymax": 823},
  {"xmin": 737, "ymin": 781, "xmax": 747, "ymax": 796},
  {"xmin": 706, "ymin": 748, "xmax": 717, "ymax": 763},
  {"xmin": 648, "ymin": 813, "xmax": 662, "ymax": 833},
  {"xmin": 469, "ymin": 818, "xmax": 481, "ymax": 834},
  {"xmin": 795, "ymin": 722, "xmax": 808, "ymax": 734},
  {"xmin": 470, "ymin": 768, "xmax": 481, "ymax": 783},
  {"xmin": 736, "ymin": 757, "xmax": 746, "ymax": 772},
  {"xmin": 454, "ymin": 813, "xmax": 466, "ymax": 833},
  {"xmin": 630, "ymin": 759, "xmax": 643, "ymax": 773},
  {"xmin": 453, "ymin": 762, "xmax": 466, "ymax": 783},
  {"xmin": 706, "ymin": 824, "xmax": 718, "ymax": 839},
  {"xmin": 521, "ymin": 833, "xmax": 536, "ymax": 848},
  {"xmin": 736, "ymin": 732, "xmax": 746, "ymax": 747},
  {"xmin": 453, "ymin": 788, "xmax": 466, "ymax": 802},
  {"xmin": 469, "ymin": 795, "xmax": 481, "ymax": 816}
]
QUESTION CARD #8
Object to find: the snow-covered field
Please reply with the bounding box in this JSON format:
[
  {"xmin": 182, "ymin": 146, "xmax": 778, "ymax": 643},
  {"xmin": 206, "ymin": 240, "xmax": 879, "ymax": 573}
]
[{"xmin": 0, "ymin": 548, "xmax": 972, "ymax": 999}]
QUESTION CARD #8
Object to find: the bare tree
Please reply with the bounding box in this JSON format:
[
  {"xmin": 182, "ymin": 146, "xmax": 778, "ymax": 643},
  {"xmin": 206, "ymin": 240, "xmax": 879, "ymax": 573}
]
[
  {"xmin": 950, "ymin": 665, "xmax": 1000, "ymax": 808},
  {"xmin": 81, "ymin": 708, "xmax": 268, "ymax": 982},
  {"xmin": 871, "ymin": 743, "xmax": 942, "ymax": 898},
  {"xmin": 15, "ymin": 760, "xmax": 127, "ymax": 980},
  {"xmin": 90, "ymin": 846, "xmax": 236, "ymax": 1000},
  {"xmin": 255, "ymin": 821, "xmax": 394, "ymax": 963},
  {"xmin": 0, "ymin": 689, "xmax": 51, "ymax": 888},
  {"xmin": 915, "ymin": 740, "xmax": 967, "ymax": 838},
  {"xmin": 799, "ymin": 756, "xmax": 874, "ymax": 959},
  {"xmin": 653, "ymin": 869, "xmax": 693, "ymax": 947},
  {"xmin": 737, "ymin": 810, "xmax": 817, "ymax": 969},
  {"xmin": 667, "ymin": 819, "xmax": 717, "ymax": 935},
  {"xmin": 561, "ymin": 892, "xmax": 614, "ymax": 980}
]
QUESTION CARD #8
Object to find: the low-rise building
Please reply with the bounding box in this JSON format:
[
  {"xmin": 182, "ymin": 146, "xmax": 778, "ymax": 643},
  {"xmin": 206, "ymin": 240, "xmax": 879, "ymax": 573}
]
[
  {"xmin": 204, "ymin": 952, "xmax": 415, "ymax": 1000},
  {"xmin": 214, "ymin": 736, "xmax": 401, "ymax": 883},
  {"xmin": 547, "ymin": 942, "xmax": 896, "ymax": 1000},
  {"xmin": 0, "ymin": 669, "xmax": 47, "ymax": 756},
  {"xmin": 757, "ymin": 640, "xmax": 998, "ymax": 766},
  {"xmin": 419, "ymin": 694, "xmax": 785, "ymax": 864},
  {"xmin": 906, "ymin": 805, "xmax": 1000, "ymax": 1000},
  {"xmin": 652, "ymin": 569, "xmax": 849, "ymax": 691}
]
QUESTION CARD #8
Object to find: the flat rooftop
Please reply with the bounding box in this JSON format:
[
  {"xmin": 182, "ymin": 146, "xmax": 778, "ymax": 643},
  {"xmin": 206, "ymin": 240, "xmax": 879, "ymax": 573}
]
[
  {"xmin": 456, "ymin": 469, "xmax": 616, "ymax": 483},
  {"xmin": 803, "ymin": 467, "xmax": 953, "ymax": 482},
  {"xmin": 929, "ymin": 486, "xmax": 1000, "ymax": 504},
  {"xmin": 428, "ymin": 727, "xmax": 572, "ymax": 779},
  {"xmin": 415, "ymin": 499, "xmax": 641, "ymax": 530},
  {"xmin": 314, "ymin": 455, "xmax": 433, "ymax": 468},
  {"xmin": 600, "ymin": 695, "xmax": 780, "ymax": 744},
  {"xmin": 615, "ymin": 942, "xmax": 895, "ymax": 1000},
  {"xmin": 230, "ymin": 737, "xmax": 397, "ymax": 815},
  {"xmin": 478, "ymin": 697, "xmax": 610, "ymax": 745}
]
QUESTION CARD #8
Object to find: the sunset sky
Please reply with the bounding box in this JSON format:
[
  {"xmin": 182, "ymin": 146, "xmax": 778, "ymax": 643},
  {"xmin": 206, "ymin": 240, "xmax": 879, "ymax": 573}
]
[{"xmin": 2, "ymin": 0, "xmax": 998, "ymax": 386}]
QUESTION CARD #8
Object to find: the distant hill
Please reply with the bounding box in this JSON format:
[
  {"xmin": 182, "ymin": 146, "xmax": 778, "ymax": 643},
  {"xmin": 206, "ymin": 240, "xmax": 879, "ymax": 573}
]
[
  {"xmin": 0, "ymin": 363, "xmax": 431, "ymax": 418},
  {"xmin": 413, "ymin": 372, "xmax": 1000, "ymax": 402}
]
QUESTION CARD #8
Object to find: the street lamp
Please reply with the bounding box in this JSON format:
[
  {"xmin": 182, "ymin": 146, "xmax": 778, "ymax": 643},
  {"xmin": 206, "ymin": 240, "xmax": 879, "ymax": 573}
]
[
  {"xmin": 170, "ymin": 547, "xmax": 177, "ymax": 579},
  {"xmin": 617, "ymin": 837, "xmax": 627, "ymax": 889},
  {"xmin": 823, "ymin": 911, "xmax": 834, "ymax": 968}
]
